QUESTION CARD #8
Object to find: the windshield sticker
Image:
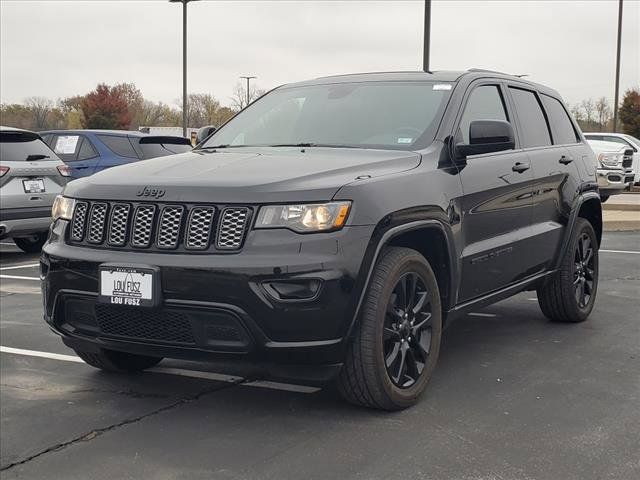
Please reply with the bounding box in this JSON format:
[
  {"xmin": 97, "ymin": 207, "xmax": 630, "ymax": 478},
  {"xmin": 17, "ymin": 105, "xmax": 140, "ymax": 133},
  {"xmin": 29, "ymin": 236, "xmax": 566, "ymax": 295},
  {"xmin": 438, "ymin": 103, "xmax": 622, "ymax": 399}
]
[
  {"xmin": 54, "ymin": 135, "xmax": 79, "ymax": 154},
  {"xmin": 397, "ymin": 137, "xmax": 413, "ymax": 144},
  {"xmin": 433, "ymin": 84, "xmax": 452, "ymax": 91}
]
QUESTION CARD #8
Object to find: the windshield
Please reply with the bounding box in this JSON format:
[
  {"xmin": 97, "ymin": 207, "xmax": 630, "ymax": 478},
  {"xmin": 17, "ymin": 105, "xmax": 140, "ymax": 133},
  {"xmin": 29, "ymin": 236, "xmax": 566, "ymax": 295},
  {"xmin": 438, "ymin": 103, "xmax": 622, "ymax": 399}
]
[
  {"xmin": 0, "ymin": 132, "xmax": 58, "ymax": 162},
  {"xmin": 202, "ymin": 81, "xmax": 452, "ymax": 151}
]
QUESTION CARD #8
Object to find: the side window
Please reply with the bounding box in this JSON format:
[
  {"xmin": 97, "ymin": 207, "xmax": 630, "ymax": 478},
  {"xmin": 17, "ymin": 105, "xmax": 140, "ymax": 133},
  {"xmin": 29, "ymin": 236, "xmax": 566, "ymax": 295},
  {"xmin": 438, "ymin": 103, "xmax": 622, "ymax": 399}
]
[
  {"xmin": 97, "ymin": 135, "xmax": 139, "ymax": 158},
  {"xmin": 459, "ymin": 85, "xmax": 509, "ymax": 144},
  {"xmin": 541, "ymin": 95, "xmax": 579, "ymax": 145},
  {"xmin": 77, "ymin": 137, "xmax": 99, "ymax": 160},
  {"xmin": 509, "ymin": 87, "xmax": 552, "ymax": 148}
]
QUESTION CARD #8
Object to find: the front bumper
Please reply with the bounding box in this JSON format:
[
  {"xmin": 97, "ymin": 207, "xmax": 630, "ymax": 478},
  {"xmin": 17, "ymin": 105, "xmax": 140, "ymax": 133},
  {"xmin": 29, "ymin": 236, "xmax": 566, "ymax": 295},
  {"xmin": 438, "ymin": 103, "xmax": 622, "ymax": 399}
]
[
  {"xmin": 41, "ymin": 219, "xmax": 375, "ymax": 382},
  {"xmin": 596, "ymin": 168, "xmax": 632, "ymax": 193}
]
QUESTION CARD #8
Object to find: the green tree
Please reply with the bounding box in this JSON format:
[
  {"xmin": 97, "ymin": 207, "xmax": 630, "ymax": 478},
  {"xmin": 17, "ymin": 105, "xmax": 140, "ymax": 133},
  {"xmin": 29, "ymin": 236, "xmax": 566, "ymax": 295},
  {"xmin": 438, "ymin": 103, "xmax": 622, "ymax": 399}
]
[{"xmin": 619, "ymin": 88, "xmax": 640, "ymax": 137}]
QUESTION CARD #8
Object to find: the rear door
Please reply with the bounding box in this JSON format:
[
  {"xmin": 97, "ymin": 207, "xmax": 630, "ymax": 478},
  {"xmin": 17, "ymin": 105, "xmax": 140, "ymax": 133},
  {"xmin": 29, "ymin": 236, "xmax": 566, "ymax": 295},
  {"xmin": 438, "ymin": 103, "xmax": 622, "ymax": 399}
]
[
  {"xmin": 456, "ymin": 82, "xmax": 535, "ymax": 302},
  {"xmin": 506, "ymin": 87, "xmax": 581, "ymax": 274},
  {"xmin": 47, "ymin": 133, "xmax": 101, "ymax": 178},
  {"xmin": 0, "ymin": 131, "xmax": 67, "ymax": 211}
]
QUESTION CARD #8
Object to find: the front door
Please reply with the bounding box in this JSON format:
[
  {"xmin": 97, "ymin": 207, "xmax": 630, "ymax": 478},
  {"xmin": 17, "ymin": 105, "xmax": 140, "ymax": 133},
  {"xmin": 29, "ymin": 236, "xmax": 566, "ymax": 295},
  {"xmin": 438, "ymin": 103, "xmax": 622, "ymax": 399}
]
[{"xmin": 456, "ymin": 82, "xmax": 535, "ymax": 302}]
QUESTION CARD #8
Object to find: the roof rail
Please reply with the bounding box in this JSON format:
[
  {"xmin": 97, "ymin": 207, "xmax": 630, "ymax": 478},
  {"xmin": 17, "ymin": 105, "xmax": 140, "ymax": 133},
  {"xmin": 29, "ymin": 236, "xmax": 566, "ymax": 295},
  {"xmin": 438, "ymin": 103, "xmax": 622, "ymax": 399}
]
[{"xmin": 467, "ymin": 68, "xmax": 513, "ymax": 76}]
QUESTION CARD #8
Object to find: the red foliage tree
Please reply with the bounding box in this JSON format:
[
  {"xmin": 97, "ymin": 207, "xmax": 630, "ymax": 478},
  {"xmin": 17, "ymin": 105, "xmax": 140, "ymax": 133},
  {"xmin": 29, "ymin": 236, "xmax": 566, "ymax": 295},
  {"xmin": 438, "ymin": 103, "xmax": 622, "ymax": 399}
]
[{"xmin": 80, "ymin": 84, "xmax": 132, "ymax": 129}]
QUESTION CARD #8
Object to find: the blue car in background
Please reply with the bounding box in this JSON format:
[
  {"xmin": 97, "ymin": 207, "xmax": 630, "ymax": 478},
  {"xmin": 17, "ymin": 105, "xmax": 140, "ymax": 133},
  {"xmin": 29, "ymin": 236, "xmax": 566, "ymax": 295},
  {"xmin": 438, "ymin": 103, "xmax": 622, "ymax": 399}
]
[{"xmin": 40, "ymin": 130, "xmax": 192, "ymax": 178}]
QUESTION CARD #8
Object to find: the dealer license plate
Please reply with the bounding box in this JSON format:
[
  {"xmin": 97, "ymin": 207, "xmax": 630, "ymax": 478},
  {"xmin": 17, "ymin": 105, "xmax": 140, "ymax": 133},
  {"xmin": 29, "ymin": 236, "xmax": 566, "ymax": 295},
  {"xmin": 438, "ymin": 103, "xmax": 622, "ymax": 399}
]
[
  {"xmin": 99, "ymin": 265, "xmax": 158, "ymax": 307},
  {"xmin": 23, "ymin": 179, "xmax": 45, "ymax": 193}
]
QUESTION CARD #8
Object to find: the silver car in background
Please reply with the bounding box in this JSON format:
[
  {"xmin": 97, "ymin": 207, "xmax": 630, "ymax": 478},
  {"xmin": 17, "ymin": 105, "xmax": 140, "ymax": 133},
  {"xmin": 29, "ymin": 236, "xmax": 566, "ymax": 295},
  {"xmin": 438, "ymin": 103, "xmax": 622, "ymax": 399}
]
[{"xmin": 0, "ymin": 126, "xmax": 70, "ymax": 252}]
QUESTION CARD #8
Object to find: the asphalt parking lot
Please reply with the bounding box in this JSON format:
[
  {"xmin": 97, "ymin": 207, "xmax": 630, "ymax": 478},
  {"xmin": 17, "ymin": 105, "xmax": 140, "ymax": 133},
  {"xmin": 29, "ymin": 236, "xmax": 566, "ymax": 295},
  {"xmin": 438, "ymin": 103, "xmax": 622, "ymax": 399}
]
[{"xmin": 1, "ymin": 233, "xmax": 638, "ymax": 480}]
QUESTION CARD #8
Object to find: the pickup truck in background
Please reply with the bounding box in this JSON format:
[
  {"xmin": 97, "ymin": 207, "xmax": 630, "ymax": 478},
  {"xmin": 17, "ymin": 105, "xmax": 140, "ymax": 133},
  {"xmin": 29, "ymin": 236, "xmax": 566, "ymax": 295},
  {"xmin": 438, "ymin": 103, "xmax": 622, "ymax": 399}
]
[
  {"xmin": 584, "ymin": 132, "xmax": 640, "ymax": 186},
  {"xmin": 586, "ymin": 138, "xmax": 635, "ymax": 202}
]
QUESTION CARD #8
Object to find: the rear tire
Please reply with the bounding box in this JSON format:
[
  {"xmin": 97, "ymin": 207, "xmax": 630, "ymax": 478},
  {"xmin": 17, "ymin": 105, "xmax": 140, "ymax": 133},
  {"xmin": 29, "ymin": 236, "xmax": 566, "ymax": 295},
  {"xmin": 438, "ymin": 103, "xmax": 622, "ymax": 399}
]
[
  {"xmin": 337, "ymin": 247, "xmax": 442, "ymax": 410},
  {"xmin": 75, "ymin": 348, "xmax": 162, "ymax": 372},
  {"xmin": 537, "ymin": 218, "xmax": 598, "ymax": 323},
  {"xmin": 14, "ymin": 232, "xmax": 47, "ymax": 253}
]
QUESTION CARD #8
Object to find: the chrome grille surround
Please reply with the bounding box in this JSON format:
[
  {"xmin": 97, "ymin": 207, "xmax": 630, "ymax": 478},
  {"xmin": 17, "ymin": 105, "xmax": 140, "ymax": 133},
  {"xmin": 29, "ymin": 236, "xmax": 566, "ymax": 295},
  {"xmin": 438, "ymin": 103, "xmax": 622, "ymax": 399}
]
[
  {"xmin": 70, "ymin": 201, "xmax": 88, "ymax": 241},
  {"xmin": 186, "ymin": 206, "xmax": 215, "ymax": 250},
  {"xmin": 87, "ymin": 203, "xmax": 108, "ymax": 244},
  {"xmin": 157, "ymin": 205, "xmax": 184, "ymax": 249},
  {"xmin": 107, "ymin": 204, "xmax": 131, "ymax": 246},
  {"xmin": 131, "ymin": 205, "xmax": 156, "ymax": 248},
  {"xmin": 216, "ymin": 207, "xmax": 249, "ymax": 250}
]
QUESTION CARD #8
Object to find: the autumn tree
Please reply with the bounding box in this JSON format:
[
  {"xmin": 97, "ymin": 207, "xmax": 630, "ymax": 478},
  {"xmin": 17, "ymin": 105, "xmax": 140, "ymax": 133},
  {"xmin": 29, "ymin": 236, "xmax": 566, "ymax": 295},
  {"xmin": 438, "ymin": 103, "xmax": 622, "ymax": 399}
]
[
  {"xmin": 24, "ymin": 97, "xmax": 53, "ymax": 130},
  {"xmin": 80, "ymin": 84, "xmax": 132, "ymax": 129},
  {"xmin": 619, "ymin": 87, "xmax": 640, "ymax": 138}
]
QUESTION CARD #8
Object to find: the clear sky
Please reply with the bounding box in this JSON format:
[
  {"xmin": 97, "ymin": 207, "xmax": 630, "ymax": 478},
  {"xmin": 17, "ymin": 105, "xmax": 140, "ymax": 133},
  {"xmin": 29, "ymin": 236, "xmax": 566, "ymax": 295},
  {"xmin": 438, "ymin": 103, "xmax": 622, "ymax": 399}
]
[{"xmin": 1, "ymin": 0, "xmax": 638, "ymax": 108}]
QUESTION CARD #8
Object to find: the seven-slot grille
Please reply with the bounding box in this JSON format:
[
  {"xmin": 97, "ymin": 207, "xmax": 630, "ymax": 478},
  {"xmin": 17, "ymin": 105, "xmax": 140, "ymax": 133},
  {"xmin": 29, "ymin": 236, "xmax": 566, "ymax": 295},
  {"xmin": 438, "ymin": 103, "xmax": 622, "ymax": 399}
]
[{"xmin": 69, "ymin": 201, "xmax": 250, "ymax": 252}]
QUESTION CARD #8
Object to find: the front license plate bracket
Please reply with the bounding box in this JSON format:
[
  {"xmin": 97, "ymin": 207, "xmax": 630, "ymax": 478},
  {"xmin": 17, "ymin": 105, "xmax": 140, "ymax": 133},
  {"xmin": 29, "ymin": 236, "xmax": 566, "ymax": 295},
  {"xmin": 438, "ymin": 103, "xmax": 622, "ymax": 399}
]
[{"xmin": 98, "ymin": 264, "xmax": 161, "ymax": 308}]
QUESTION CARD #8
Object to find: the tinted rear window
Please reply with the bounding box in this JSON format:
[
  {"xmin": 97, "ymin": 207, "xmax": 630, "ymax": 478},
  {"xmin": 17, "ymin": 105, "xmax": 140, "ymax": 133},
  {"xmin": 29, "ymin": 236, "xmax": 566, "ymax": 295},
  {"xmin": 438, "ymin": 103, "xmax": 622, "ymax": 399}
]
[
  {"xmin": 509, "ymin": 87, "xmax": 552, "ymax": 148},
  {"xmin": 0, "ymin": 132, "xmax": 58, "ymax": 162},
  {"xmin": 97, "ymin": 135, "xmax": 139, "ymax": 158},
  {"xmin": 541, "ymin": 95, "xmax": 579, "ymax": 145},
  {"xmin": 138, "ymin": 142, "xmax": 192, "ymax": 159}
]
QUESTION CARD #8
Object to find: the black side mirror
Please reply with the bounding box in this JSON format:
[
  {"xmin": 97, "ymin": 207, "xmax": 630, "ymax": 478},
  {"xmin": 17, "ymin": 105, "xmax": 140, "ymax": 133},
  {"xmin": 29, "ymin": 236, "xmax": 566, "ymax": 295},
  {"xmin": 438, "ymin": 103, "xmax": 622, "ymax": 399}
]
[
  {"xmin": 456, "ymin": 120, "xmax": 515, "ymax": 159},
  {"xmin": 196, "ymin": 125, "xmax": 217, "ymax": 145}
]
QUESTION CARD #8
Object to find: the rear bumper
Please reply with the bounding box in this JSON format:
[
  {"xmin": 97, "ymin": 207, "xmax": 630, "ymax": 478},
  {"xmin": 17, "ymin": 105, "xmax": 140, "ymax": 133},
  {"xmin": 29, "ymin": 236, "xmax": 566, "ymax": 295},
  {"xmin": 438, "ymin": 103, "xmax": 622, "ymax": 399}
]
[
  {"xmin": 0, "ymin": 210, "xmax": 51, "ymax": 239},
  {"xmin": 41, "ymin": 219, "xmax": 376, "ymax": 383}
]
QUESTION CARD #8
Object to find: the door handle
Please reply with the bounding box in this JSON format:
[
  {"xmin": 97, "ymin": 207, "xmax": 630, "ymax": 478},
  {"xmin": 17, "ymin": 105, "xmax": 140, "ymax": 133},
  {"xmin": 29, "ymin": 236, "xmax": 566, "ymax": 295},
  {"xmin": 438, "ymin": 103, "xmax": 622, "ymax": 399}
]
[
  {"xmin": 512, "ymin": 162, "xmax": 530, "ymax": 173},
  {"xmin": 559, "ymin": 155, "xmax": 573, "ymax": 165}
]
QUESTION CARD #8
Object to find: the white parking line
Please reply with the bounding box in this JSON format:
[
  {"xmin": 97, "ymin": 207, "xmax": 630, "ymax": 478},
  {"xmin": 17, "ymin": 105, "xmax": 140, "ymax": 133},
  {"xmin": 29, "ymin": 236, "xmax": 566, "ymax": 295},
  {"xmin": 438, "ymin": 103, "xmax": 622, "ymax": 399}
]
[
  {"xmin": 468, "ymin": 312, "xmax": 497, "ymax": 318},
  {"xmin": 600, "ymin": 249, "xmax": 640, "ymax": 255},
  {"xmin": 0, "ymin": 346, "xmax": 320, "ymax": 394},
  {"xmin": 0, "ymin": 275, "xmax": 40, "ymax": 281},
  {"xmin": 0, "ymin": 263, "xmax": 40, "ymax": 271}
]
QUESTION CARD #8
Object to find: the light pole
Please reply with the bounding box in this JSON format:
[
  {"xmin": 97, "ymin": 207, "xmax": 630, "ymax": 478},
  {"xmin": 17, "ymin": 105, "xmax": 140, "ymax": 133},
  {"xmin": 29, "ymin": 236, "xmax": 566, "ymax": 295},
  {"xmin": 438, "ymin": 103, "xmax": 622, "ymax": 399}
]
[
  {"xmin": 423, "ymin": 0, "xmax": 431, "ymax": 72},
  {"xmin": 613, "ymin": 0, "xmax": 623, "ymax": 132},
  {"xmin": 170, "ymin": 0, "xmax": 198, "ymax": 137},
  {"xmin": 240, "ymin": 76, "xmax": 257, "ymax": 109}
]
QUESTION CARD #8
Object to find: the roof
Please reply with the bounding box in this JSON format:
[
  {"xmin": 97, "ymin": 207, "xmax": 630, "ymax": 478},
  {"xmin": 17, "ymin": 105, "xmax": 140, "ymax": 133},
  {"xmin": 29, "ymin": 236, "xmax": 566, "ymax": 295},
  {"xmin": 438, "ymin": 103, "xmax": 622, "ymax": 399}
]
[
  {"xmin": 39, "ymin": 129, "xmax": 146, "ymax": 136},
  {"xmin": 0, "ymin": 126, "xmax": 37, "ymax": 134},
  {"xmin": 283, "ymin": 69, "xmax": 548, "ymax": 91}
]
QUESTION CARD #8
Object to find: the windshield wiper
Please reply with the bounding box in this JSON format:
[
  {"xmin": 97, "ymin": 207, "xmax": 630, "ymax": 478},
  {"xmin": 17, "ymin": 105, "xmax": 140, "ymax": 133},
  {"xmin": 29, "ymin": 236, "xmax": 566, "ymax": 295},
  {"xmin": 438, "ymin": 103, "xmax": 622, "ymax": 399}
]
[
  {"xmin": 270, "ymin": 143, "xmax": 317, "ymax": 147},
  {"xmin": 200, "ymin": 144, "xmax": 230, "ymax": 149},
  {"xmin": 26, "ymin": 154, "xmax": 50, "ymax": 160}
]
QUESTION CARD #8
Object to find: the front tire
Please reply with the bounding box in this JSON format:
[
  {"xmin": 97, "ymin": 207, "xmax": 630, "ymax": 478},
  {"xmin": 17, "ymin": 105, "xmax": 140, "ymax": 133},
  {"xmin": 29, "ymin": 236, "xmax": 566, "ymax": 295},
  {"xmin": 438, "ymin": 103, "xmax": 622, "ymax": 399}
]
[
  {"xmin": 75, "ymin": 348, "xmax": 162, "ymax": 372},
  {"xmin": 338, "ymin": 247, "xmax": 442, "ymax": 410},
  {"xmin": 537, "ymin": 218, "xmax": 598, "ymax": 322},
  {"xmin": 14, "ymin": 232, "xmax": 47, "ymax": 253}
]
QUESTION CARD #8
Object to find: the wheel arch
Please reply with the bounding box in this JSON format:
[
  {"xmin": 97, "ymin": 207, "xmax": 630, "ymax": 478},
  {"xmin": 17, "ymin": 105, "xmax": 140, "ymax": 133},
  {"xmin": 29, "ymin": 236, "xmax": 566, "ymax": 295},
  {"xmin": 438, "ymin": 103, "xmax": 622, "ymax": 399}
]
[
  {"xmin": 554, "ymin": 192, "xmax": 602, "ymax": 270},
  {"xmin": 347, "ymin": 212, "xmax": 459, "ymax": 340}
]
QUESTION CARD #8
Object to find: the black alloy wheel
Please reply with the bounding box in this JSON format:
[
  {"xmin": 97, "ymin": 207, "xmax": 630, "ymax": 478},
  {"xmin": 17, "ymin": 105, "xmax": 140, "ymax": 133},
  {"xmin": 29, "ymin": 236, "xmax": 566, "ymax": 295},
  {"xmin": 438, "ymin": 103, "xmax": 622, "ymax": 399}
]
[
  {"xmin": 383, "ymin": 272, "xmax": 433, "ymax": 388},
  {"xmin": 573, "ymin": 232, "xmax": 595, "ymax": 309}
]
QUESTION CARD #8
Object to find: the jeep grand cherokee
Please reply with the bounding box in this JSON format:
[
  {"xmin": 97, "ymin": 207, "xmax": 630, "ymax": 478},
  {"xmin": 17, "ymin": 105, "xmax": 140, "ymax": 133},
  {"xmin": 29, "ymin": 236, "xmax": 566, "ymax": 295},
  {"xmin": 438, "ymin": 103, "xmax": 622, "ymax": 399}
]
[{"xmin": 42, "ymin": 70, "xmax": 601, "ymax": 410}]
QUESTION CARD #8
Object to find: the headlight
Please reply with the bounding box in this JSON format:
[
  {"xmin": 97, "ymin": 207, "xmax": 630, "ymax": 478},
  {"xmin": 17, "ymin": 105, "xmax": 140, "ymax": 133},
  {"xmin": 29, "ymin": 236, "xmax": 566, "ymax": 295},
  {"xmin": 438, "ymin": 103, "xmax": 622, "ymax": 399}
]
[
  {"xmin": 255, "ymin": 201, "xmax": 351, "ymax": 233},
  {"xmin": 51, "ymin": 196, "xmax": 75, "ymax": 221},
  {"xmin": 598, "ymin": 152, "xmax": 622, "ymax": 167}
]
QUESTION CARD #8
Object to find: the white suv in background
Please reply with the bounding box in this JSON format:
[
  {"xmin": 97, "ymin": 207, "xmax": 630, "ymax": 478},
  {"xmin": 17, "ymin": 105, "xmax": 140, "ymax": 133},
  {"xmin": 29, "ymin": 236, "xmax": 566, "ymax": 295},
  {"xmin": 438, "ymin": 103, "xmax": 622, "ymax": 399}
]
[{"xmin": 584, "ymin": 133, "xmax": 640, "ymax": 186}]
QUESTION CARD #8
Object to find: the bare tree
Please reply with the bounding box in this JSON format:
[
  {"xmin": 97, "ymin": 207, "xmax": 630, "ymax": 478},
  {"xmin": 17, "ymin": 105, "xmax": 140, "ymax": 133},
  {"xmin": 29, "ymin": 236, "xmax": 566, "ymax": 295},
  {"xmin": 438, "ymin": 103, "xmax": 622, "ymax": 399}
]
[
  {"xmin": 24, "ymin": 96, "xmax": 53, "ymax": 130},
  {"xmin": 569, "ymin": 103, "xmax": 584, "ymax": 122},
  {"xmin": 581, "ymin": 99, "xmax": 595, "ymax": 124},
  {"xmin": 595, "ymin": 97, "xmax": 611, "ymax": 131},
  {"xmin": 230, "ymin": 81, "xmax": 265, "ymax": 111}
]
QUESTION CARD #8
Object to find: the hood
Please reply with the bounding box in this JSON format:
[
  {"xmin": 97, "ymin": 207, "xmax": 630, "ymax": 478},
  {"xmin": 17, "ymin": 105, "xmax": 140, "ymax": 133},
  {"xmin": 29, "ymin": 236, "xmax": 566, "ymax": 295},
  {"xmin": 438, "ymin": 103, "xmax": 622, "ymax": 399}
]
[
  {"xmin": 586, "ymin": 139, "xmax": 626, "ymax": 154},
  {"xmin": 64, "ymin": 147, "xmax": 421, "ymax": 203}
]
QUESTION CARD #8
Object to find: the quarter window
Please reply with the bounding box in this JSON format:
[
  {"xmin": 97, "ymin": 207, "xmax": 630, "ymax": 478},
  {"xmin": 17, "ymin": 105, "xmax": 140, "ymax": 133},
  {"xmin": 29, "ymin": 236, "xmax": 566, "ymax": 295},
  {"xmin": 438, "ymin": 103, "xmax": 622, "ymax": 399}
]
[
  {"xmin": 541, "ymin": 95, "xmax": 579, "ymax": 145},
  {"xmin": 97, "ymin": 135, "xmax": 139, "ymax": 158},
  {"xmin": 459, "ymin": 85, "xmax": 509, "ymax": 144},
  {"xmin": 509, "ymin": 88, "xmax": 552, "ymax": 148}
]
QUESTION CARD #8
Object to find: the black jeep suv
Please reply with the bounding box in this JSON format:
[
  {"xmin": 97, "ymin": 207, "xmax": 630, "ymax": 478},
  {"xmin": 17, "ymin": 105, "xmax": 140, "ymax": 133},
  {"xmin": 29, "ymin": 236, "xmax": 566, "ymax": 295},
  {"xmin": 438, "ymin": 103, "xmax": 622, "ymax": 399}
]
[{"xmin": 42, "ymin": 70, "xmax": 601, "ymax": 410}]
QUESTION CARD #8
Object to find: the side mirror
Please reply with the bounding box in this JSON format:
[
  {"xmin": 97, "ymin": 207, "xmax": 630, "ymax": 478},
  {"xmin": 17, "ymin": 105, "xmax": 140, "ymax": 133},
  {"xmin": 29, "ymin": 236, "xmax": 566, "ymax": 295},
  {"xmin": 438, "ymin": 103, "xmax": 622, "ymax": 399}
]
[
  {"xmin": 196, "ymin": 125, "xmax": 217, "ymax": 145},
  {"xmin": 456, "ymin": 120, "xmax": 515, "ymax": 159}
]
